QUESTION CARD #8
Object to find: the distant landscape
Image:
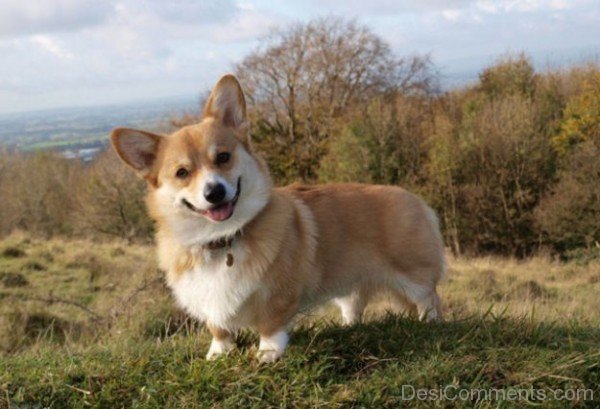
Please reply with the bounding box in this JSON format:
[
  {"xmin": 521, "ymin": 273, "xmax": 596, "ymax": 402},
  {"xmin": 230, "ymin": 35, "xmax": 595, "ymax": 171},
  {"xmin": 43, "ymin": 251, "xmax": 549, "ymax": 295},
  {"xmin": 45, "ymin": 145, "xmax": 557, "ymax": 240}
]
[{"xmin": 0, "ymin": 96, "xmax": 199, "ymax": 161}]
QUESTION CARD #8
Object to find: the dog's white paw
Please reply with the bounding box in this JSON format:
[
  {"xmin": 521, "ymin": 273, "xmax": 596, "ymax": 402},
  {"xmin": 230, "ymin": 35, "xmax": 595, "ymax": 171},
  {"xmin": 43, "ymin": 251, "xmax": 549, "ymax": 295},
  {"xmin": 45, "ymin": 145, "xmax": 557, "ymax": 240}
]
[
  {"xmin": 257, "ymin": 330, "xmax": 288, "ymax": 363},
  {"xmin": 256, "ymin": 349, "xmax": 283, "ymax": 363},
  {"xmin": 206, "ymin": 338, "xmax": 234, "ymax": 360}
]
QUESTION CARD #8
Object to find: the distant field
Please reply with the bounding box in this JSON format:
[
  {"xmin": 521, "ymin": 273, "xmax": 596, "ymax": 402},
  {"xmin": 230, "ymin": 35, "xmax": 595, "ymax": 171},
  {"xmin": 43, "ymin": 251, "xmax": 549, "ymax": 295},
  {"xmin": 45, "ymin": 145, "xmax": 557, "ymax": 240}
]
[
  {"xmin": 0, "ymin": 234, "xmax": 598, "ymax": 407},
  {"xmin": 19, "ymin": 135, "xmax": 107, "ymax": 151},
  {"xmin": 0, "ymin": 96, "xmax": 198, "ymax": 159}
]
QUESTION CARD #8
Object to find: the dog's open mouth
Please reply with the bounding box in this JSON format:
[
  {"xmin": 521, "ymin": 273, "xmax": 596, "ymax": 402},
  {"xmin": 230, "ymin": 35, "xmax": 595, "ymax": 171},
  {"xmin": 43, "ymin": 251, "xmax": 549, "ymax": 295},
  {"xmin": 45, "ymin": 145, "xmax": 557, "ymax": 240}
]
[{"xmin": 182, "ymin": 178, "xmax": 241, "ymax": 222}]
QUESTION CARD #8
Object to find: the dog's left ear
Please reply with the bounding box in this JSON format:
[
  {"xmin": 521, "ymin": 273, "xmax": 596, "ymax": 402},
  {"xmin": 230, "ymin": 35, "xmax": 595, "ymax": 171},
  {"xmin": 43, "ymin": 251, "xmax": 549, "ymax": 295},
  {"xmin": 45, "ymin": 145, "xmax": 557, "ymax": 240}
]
[
  {"xmin": 203, "ymin": 74, "xmax": 249, "ymax": 143},
  {"xmin": 111, "ymin": 127, "xmax": 162, "ymax": 178}
]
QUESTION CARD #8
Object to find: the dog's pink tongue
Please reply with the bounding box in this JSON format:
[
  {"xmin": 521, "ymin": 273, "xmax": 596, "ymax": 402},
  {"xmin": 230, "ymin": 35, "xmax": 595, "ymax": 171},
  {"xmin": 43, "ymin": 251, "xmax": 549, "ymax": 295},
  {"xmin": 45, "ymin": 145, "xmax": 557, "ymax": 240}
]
[{"xmin": 206, "ymin": 202, "xmax": 234, "ymax": 222}]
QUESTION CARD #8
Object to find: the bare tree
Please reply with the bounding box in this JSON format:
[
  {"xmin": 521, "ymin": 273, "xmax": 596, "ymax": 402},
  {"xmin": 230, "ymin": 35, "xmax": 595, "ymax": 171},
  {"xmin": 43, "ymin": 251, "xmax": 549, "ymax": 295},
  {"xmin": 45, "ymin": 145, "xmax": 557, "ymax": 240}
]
[{"xmin": 236, "ymin": 17, "xmax": 436, "ymax": 182}]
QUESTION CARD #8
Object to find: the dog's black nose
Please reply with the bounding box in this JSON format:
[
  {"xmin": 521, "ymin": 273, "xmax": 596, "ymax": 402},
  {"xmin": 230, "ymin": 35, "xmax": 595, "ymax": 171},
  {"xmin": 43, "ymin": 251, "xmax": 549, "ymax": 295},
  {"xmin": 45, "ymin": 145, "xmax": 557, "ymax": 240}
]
[{"xmin": 204, "ymin": 182, "xmax": 226, "ymax": 204}]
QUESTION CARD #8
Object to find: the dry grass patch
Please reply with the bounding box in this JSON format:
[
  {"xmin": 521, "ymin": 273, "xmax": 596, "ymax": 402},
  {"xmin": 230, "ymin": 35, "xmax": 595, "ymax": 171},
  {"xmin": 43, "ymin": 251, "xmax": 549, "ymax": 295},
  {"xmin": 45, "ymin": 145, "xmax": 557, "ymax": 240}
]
[{"xmin": 0, "ymin": 234, "xmax": 598, "ymax": 407}]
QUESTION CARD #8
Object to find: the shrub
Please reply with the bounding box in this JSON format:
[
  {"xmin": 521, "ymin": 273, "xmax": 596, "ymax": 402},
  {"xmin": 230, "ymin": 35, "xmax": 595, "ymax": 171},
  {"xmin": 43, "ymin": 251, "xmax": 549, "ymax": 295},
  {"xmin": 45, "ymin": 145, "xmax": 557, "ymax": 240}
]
[
  {"xmin": 0, "ymin": 151, "xmax": 80, "ymax": 237},
  {"xmin": 75, "ymin": 151, "xmax": 154, "ymax": 242},
  {"xmin": 535, "ymin": 140, "xmax": 600, "ymax": 251}
]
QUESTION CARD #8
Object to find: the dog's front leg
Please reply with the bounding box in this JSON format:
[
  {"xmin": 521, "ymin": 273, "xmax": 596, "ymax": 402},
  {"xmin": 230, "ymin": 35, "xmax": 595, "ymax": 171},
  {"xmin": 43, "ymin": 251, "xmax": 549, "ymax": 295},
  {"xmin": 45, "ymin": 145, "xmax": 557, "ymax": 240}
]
[
  {"xmin": 255, "ymin": 294, "xmax": 298, "ymax": 363},
  {"xmin": 206, "ymin": 324, "xmax": 234, "ymax": 360},
  {"xmin": 257, "ymin": 330, "xmax": 289, "ymax": 363}
]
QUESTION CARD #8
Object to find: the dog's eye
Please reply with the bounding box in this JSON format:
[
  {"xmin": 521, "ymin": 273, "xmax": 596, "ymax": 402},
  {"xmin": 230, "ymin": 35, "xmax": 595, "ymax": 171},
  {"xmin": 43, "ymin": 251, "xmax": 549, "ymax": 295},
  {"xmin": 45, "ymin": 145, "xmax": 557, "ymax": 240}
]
[
  {"xmin": 216, "ymin": 152, "xmax": 230, "ymax": 165},
  {"xmin": 175, "ymin": 168, "xmax": 189, "ymax": 179}
]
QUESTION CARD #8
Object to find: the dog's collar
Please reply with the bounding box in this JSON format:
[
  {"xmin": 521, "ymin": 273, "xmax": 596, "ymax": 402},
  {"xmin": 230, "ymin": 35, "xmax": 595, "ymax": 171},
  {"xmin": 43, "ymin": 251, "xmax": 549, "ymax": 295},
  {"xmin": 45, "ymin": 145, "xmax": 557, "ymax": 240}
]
[
  {"xmin": 204, "ymin": 233, "xmax": 238, "ymax": 251},
  {"xmin": 202, "ymin": 230, "xmax": 242, "ymax": 267}
]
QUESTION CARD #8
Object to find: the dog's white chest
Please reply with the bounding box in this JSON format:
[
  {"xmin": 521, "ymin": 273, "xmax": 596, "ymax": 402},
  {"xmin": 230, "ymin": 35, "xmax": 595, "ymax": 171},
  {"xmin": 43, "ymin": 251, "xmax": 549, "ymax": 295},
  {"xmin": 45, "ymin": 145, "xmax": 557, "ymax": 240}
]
[{"xmin": 170, "ymin": 254, "xmax": 260, "ymax": 329}]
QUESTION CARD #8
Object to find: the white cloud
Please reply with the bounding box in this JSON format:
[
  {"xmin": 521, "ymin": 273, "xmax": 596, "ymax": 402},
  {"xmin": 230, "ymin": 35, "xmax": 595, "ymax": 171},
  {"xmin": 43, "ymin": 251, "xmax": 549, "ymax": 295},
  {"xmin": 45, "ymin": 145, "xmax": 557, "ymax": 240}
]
[
  {"xmin": 297, "ymin": 0, "xmax": 474, "ymax": 15},
  {"xmin": 209, "ymin": 9, "xmax": 280, "ymax": 43},
  {"xmin": 30, "ymin": 35, "xmax": 74, "ymax": 59},
  {"xmin": 475, "ymin": 1, "xmax": 498, "ymax": 13},
  {"xmin": 441, "ymin": 9, "xmax": 462, "ymax": 21},
  {"xmin": 0, "ymin": 0, "xmax": 115, "ymax": 37},
  {"xmin": 475, "ymin": 0, "xmax": 577, "ymax": 14},
  {"xmin": 548, "ymin": 0, "xmax": 572, "ymax": 10}
]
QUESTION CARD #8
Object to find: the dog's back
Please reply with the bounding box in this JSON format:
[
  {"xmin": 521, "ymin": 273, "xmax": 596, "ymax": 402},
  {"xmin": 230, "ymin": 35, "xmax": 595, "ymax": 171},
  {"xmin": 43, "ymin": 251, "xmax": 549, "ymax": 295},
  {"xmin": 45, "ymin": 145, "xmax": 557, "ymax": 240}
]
[{"xmin": 283, "ymin": 183, "xmax": 445, "ymax": 321}]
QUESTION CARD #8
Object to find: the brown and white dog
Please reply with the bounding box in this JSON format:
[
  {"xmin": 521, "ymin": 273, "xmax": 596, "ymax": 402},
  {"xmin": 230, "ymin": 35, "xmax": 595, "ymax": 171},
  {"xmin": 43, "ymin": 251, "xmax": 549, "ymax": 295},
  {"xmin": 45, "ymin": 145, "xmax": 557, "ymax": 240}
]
[{"xmin": 111, "ymin": 74, "xmax": 446, "ymax": 362}]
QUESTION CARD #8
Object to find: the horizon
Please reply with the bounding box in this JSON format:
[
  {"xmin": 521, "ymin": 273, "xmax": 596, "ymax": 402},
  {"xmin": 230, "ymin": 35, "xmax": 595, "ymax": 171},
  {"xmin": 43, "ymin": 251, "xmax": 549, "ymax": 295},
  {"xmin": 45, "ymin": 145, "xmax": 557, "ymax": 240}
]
[
  {"xmin": 2, "ymin": 47, "xmax": 598, "ymax": 118},
  {"xmin": 1, "ymin": 0, "xmax": 599, "ymax": 115},
  {"xmin": 0, "ymin": 92, "xmax": 200, "ymax": 118}
]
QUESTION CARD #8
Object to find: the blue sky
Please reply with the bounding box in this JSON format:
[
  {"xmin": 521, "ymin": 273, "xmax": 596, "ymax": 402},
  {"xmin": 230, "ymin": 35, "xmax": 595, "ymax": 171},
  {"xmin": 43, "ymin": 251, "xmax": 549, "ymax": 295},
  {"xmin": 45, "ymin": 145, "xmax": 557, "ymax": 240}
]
[{"xmin": 0, "ymin": 0, "xmax": 599, "ymax": 114}]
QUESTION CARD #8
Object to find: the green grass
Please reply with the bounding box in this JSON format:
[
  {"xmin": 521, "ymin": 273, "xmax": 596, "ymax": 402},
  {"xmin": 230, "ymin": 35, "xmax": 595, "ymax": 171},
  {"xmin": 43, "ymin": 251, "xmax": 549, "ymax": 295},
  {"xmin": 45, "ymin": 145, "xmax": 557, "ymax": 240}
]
[{"xmin": 0, "ymin": 234, "xmax": 599, "ymax": 408}]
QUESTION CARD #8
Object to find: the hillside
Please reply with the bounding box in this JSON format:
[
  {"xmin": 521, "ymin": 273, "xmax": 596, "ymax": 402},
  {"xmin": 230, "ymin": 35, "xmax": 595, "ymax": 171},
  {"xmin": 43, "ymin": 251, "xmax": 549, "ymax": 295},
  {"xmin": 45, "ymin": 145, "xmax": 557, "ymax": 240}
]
[{"xmin": 1, "ymin": 234, "xmax": 598, "ymax": 407}]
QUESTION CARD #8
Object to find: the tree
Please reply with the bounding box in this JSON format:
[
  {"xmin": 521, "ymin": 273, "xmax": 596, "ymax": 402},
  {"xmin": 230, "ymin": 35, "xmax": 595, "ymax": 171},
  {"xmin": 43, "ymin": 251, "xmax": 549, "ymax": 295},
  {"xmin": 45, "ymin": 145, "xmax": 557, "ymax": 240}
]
[
  {"xmin": 479, "ymin": 53, "xmax": 537, "ymax": 99},
  {"xmin": 535, "ymin": 141, "xmax": 600, "ymax": 251},
  {"xmin": 236, "ymin": 17, "xmax": 436, "ymax": 183},
  {"xmin": 456, "ymin": 94, "xmax": 555, "ymax": 255},
  {"xmin": 319, "ymin": 94, "xmax": 431, "ymax": 187},
  {"xmin": 423, "ymin": 93, "xmax": 465, "ymax": 255},
  {"xmin": 536, "ymin": 71, "xmax": 600, "ymax": 251},
  {"xmin": 552, "ymin": 71, "xmax": 600, "ymax": 155}
]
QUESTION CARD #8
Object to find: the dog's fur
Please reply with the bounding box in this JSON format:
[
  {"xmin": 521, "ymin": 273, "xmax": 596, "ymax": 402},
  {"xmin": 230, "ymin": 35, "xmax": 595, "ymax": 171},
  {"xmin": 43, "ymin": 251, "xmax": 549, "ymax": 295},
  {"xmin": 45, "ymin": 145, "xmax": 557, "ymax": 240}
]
[{"xmin": 111, "ymin": 74, "xmax": 446, "ymax": 362}]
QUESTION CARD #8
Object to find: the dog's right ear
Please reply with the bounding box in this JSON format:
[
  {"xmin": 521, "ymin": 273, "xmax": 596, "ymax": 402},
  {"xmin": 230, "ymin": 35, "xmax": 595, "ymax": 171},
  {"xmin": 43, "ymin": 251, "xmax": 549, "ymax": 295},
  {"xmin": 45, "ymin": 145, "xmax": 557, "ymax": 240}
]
[
  {"xmin": 203, "ymin": 74, "xmax": 247, "ymax": 130},
  {"xmin": 110, "ymin": 128, "xmax": 161, "ymax": 176}
]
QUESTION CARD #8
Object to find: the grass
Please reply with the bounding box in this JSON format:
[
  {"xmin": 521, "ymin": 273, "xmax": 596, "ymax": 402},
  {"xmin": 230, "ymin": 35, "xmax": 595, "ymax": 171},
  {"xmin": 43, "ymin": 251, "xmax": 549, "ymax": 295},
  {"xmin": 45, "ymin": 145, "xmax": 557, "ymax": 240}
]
[{"xmin": 0, "ymin": 233, "xmax": 598, "ymax": 408}]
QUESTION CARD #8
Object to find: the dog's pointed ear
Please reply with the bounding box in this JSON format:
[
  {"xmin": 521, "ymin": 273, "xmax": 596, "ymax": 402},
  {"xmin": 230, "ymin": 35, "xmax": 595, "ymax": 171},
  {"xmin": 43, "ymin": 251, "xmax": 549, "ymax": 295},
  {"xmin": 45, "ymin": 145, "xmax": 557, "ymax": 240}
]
[
  {"xmin": 110, "ymin": 128, "xmax": 161, "ymax": 176},
  {"xmin": 203, "ymin": 74, "xmax": 248, "ymax": 131}
]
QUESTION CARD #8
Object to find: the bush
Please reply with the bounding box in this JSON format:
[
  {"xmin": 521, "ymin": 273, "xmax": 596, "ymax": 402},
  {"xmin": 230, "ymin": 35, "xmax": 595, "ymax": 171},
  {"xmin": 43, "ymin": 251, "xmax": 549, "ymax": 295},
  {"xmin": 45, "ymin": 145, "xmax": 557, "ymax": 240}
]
[
  {"xmin": 75, "ymin": 151, "xmax": 153, "ymax": 242},
  {"xmin": 535, "ymin": 140, "xmax": 600, "ymax": 251},
  {"xmin": 0, "ymin": 149, "xmax": 152, "ymax": 243},
  {"xmin": 0, "ymin": 151, "xmax": 80, "ymax": 237}
]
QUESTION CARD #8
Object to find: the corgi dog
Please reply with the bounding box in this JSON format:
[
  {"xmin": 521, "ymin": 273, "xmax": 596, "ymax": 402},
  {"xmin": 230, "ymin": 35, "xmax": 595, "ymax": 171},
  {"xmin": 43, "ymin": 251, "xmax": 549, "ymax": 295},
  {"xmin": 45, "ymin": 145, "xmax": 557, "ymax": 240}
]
[{"xmin": 111, "ymin": 74, "xmax": 446, "ymax": 363}]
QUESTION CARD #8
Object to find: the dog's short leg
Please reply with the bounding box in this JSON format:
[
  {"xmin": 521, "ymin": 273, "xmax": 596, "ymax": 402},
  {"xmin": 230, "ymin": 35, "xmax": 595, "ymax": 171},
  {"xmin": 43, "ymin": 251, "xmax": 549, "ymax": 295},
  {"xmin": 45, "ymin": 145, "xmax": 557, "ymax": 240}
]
[
  {"xmin": 254, "ymin": 292, "xmax": 299, "ymax": 363},
  {"xmin": 393, "ymin": 276, "xmax": 442, "ymax": 322},
  {"xmin": 255, "ymin": 316, "xmax": 293, "ymax": 363},
  {"xmin": 334, "ymin": 288, "xmax": 367, "ymax": 325},
  {"xmin": 206, "ymin": 324, "xmax": 234, "ymax": 360},
  {"xmin": 257, "ymin": 329, "xmax": 289, "ymax": 363},
  {"xmin": 414, "ymin": 290, "xmax": 442, "ymax": 322}
]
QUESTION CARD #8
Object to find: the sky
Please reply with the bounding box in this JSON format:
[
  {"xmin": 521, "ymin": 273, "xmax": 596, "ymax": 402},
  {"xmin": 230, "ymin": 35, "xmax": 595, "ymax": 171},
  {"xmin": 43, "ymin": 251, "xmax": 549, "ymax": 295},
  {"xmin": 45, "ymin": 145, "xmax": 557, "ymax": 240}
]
[{"xmin": 0, "ymin": 0, "xmax": 599, "ymax": 114}]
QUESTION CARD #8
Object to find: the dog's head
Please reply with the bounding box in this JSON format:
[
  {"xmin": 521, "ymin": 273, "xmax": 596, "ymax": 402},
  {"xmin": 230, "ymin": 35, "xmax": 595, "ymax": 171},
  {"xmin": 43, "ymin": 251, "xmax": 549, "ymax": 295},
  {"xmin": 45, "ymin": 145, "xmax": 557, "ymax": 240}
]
[{"xmin": 111, "ymin": 74, "xmax": 272, "ymax": 245}]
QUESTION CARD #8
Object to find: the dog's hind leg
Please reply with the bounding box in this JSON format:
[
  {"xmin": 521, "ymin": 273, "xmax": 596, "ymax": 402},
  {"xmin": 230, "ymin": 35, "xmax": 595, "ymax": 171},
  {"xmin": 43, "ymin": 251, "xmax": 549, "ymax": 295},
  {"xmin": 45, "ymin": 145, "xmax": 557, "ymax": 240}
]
[
  {"xmin": 392, "ymin": 275, "xmax": 442, "ymax": 322},
  {"xmin": 414, "ymin": 290, "xmax": 442, "ymax": 322},
  {"xmin": 334, "ymin": 287, "xmax": 368, "ymax": 325}
]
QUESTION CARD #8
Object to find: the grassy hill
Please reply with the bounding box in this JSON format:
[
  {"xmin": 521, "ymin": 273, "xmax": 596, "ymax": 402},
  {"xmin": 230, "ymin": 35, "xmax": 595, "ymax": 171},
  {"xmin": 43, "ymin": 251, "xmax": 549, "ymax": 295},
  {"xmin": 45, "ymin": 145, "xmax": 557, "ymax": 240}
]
[{"xmin": 0, "ymin": 233, "xmax": 598, "ymax": 407}]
